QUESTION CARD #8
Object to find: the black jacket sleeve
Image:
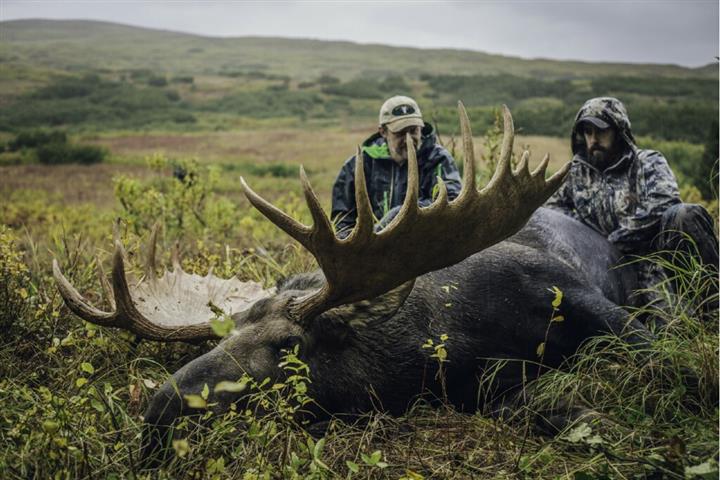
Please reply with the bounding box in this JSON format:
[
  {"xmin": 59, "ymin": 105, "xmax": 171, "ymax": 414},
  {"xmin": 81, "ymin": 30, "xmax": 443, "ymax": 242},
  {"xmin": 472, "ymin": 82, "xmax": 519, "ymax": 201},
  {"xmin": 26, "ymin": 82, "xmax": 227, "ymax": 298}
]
[
  {"xmin": 418, "ymin": 146, "xmax": 462, "ymax": 207},
  {"xmin": 331, "ymin": 156, "xmax": 358, "ymax": 239}
]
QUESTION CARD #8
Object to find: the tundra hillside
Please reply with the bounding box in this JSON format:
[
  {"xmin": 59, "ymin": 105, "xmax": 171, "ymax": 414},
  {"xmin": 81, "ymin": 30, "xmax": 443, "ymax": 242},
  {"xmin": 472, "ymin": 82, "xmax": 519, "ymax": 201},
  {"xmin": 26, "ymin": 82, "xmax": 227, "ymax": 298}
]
[{"xmin": 0, "ymin": 20, "xmax": 718, "ymax": 479}]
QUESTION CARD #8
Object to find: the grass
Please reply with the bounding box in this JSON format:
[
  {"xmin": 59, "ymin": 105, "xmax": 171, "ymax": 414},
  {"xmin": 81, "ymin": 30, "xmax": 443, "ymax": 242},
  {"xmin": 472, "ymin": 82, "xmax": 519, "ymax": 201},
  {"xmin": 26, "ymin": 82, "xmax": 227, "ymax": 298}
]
[{"xmin": 0, "ymin": 125, "xmax": 717, "ymax": 478}]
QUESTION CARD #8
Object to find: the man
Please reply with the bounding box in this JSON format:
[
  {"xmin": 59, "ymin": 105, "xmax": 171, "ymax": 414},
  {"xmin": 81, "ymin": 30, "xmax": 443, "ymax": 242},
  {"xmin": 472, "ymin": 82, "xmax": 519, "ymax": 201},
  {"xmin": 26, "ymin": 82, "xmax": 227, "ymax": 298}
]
[
  {"xmin": 331, "ymin": 95, "xmax": 462, "ymax": 238},
  {"xmin": 547, "ymin": 97, "xmax": 718, "ymax": 314}
]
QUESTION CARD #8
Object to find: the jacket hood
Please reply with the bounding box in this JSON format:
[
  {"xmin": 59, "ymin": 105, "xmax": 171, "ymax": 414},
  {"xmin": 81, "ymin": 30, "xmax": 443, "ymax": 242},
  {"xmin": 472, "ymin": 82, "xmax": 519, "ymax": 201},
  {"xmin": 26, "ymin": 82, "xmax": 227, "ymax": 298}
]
[
  {"xmin": 361, "ymin": 122, "xmax": 438, "ymax": 161},
  {"xmin": 571, "ymin": 97, "xmax": 636, "ymax": 157}
]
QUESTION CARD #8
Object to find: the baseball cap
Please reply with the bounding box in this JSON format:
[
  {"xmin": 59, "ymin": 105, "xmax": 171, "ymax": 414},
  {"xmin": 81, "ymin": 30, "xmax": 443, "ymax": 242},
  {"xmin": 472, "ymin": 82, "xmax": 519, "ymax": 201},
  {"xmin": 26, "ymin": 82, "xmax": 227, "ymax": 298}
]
[
  {"xmin": 378, "ymin": 95, "xmax": 424, "ymax": 133},
  {"xmin": 577, "ymin": 115, "xmax": 610, "ymax": 130}
]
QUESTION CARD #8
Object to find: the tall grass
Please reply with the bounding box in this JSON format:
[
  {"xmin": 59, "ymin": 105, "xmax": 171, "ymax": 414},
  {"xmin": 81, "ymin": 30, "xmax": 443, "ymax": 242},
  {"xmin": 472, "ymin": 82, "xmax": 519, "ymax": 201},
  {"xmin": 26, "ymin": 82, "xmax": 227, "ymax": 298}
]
[{"xmin": 1, "ymin": 159, "xmax": 717, "ymax": 479}]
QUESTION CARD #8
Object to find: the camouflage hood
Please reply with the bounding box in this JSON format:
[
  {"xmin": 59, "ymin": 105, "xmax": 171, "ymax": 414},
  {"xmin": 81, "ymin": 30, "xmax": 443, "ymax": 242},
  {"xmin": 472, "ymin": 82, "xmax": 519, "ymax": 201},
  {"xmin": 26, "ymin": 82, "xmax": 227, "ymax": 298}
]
[{"xmin": 571, "ymin": 97, "xmax": 636, "ymax": 157}]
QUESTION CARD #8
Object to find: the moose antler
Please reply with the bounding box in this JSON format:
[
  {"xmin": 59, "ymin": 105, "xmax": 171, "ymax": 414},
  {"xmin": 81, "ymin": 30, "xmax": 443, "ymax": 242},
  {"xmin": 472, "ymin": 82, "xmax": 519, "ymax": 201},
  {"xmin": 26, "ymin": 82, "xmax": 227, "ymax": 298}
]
[
  {"xmin": 53, "ymin": 225, "xmax": 274, "ymax": 342},
  {"xmin": 242, "ymin": 103, "xmax": 570, "ymax": 322}
]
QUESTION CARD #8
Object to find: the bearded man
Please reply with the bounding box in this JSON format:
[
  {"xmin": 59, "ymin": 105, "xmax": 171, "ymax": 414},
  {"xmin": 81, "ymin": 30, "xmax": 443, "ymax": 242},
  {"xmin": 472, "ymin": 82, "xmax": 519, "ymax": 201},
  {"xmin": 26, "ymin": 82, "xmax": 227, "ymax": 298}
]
[
  {"xmin": 547, "ymin": 97, "xmax": 718, "ymax": 316},
  {"xmin": 331, "ymin": 95, "xmax": 462, "ymax": 239}
]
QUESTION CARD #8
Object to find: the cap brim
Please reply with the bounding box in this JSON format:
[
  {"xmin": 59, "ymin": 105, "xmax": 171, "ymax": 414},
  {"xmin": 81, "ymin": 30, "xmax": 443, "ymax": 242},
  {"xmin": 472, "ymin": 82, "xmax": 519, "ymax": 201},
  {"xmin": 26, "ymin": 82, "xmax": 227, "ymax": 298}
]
[
  {"xmin": 385, "ymin": 116, "xmax": 424, "ymax": 133},
  {"xmin": 578, "ymin": 116, "xmax": 610, "ymax": 130}
]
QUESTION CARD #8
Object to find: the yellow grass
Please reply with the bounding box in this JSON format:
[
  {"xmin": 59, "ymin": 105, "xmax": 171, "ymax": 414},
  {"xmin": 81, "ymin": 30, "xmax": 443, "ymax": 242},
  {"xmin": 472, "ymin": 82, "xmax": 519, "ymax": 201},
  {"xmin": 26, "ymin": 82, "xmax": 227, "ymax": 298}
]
[{"xmin": 1, "ymin": 128, "xmax": 571, "ymax": 212}]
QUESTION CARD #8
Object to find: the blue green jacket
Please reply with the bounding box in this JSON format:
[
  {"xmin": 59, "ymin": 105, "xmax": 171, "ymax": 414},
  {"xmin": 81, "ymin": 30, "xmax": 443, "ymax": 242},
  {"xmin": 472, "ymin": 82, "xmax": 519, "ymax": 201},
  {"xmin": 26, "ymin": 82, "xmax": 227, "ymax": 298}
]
[{"xmin": 331, "ymin": 123, "xmax": 462, "ymax": 238}]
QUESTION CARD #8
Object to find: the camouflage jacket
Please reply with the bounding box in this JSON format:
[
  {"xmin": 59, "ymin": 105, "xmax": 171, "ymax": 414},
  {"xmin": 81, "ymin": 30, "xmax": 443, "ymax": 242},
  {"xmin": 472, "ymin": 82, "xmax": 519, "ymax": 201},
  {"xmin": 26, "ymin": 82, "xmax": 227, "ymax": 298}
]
[{"xmin": 546, "ymin": 97, "xmax": 681, "ymax": 255}]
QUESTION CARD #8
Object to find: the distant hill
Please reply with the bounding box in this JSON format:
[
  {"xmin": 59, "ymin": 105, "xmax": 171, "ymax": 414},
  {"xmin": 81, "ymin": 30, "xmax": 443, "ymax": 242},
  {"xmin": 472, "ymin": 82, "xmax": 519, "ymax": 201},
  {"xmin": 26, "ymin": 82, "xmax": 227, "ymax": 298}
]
[
  {"xmin": 1, "ymin": 19, "xmax": 716, "ymax": 80},
  {"xmin": 0, "ymin": 19, "xmax": 716, "ymax": 143}
]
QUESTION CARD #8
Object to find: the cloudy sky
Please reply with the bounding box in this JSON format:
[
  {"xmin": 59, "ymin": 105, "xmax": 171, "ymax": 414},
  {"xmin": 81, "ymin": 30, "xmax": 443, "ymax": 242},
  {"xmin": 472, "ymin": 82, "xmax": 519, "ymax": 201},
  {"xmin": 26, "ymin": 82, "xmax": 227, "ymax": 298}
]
[{"xmin": 2, "ymin": 1, "xmax": 718, "ymax": 67}]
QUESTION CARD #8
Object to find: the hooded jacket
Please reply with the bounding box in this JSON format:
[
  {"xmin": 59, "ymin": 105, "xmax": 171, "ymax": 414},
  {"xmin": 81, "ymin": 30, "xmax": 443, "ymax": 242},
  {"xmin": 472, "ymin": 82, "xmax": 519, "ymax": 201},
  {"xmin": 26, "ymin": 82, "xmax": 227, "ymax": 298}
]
[
  {"xmin": 331, "ymin": 122, "xmax": 462, "ymax": 238},
  {"xmin": 546, "ymin": 97, "xmax": 681, "ymax": 255}
]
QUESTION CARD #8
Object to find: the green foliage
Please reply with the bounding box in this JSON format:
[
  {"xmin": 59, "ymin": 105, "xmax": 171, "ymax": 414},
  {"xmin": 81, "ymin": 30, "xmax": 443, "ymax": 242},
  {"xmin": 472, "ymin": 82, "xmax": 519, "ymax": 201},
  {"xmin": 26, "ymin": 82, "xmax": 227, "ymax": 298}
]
[
  {"xmin": 114, "ymin": 154, "xmax": 233, "ymax": 239},
  {"xmin": 0, "ymin": 74, "xmax": 193, "ymax": 130},
  {"xmin": 36, "ymin": 142, "xmax": 106, "ymax": 165},
  {"xmin": 7, "ymin": 129, "xmax": 67, "ymax": 151},
  {"xmin": 422, "ymin": 73, "xmax": 718, "ymax": 142},
  {"xmin": 0, "ymin": 226, "xmax": 31, "ymax": 332}
]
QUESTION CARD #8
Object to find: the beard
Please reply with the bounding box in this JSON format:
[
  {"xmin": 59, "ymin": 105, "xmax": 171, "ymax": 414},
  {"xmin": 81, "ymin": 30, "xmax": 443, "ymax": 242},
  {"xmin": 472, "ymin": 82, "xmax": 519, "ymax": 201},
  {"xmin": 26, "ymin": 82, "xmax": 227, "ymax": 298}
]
[{"xmin": 588, "ymin": 146, "xmax": 610, "ymax": 168}]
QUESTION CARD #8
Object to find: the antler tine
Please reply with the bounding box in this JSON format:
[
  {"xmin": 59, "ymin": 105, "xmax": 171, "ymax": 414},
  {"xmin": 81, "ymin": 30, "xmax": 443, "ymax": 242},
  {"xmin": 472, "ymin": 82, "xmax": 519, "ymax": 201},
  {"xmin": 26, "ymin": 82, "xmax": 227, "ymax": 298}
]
[
  {"xmin": 111, "ymin": 241, "xmax": 136, "ymax": 330},
  {"xmin": 456, "ymin": 101, "xmax": 477, "ymax": 203},
  {"xmin": 496, "ymin": 105, "xmax": 514, "ymax": 176},
  {"xmin": 544, "ymin": 155, "xmax": 572, "ymax": 190},
  {"xmin": 299, "ymin": 166, "xmax": 335, "ymax": 241},
  {"xmin": 241, "ymin": 176, "xmax": 313, "ymax": 250},
  {"xmin": 515, "ymin": 150, "xmax": 530, "ymax": 176},
  {"xmin": 432, "ymin": 176, "xmax": 449, "ymax": 208},
  {"xmin": 347, "ymin": 146, "xmax": 375, "ymax": 242},
  {"xmin": 532, "ymin": 153, "xmax": 550, "ymax": 178},
  {"xmin": 95, "ymin": 253, "xmax": 115, "ymax": 310},
  {"xmin": 384, "ymin": 134, "xmax": 420, "ymax": 233},
  {"xmin": 53, "ymin": 259, "xmax": 115, "ymax": 325},
  {"xmin": 145, "ymin": 223, "xmax": 160, "ymax": 280}
]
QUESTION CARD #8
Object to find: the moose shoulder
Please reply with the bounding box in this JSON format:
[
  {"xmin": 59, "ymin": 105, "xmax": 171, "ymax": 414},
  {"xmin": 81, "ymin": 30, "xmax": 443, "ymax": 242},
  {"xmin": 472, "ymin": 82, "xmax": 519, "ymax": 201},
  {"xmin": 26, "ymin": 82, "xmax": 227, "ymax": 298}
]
[{"xmin": 53, "ymin": 104, "xmax": 651, "ymax": 464}]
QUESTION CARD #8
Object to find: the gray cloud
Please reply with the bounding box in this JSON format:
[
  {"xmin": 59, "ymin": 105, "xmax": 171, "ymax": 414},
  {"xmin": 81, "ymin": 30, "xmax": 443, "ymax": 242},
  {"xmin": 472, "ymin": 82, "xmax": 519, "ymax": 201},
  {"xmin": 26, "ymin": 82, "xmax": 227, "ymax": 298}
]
[{"xmin": 3, "ymin": 0, "xmax": 718, "ymax": 66}]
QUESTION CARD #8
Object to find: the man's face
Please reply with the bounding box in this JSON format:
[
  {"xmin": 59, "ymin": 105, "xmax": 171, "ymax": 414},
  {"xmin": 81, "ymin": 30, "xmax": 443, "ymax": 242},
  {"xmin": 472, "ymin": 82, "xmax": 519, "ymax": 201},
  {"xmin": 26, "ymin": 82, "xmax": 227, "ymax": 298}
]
[
  {"xmin": 380, "ymin": 125, "xmax": 422, "ymax": 164},
  {"xmin": 582, "ymin": 123, "xmax": 616, "ymax": 167}
]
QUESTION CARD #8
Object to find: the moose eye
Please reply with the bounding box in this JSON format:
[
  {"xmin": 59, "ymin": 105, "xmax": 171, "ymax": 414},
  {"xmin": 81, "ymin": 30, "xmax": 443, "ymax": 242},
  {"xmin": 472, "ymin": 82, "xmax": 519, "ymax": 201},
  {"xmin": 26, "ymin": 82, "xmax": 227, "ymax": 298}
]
[{"xmin": 277, "ymin": 335, "xmax": 303, "ymax": 354}]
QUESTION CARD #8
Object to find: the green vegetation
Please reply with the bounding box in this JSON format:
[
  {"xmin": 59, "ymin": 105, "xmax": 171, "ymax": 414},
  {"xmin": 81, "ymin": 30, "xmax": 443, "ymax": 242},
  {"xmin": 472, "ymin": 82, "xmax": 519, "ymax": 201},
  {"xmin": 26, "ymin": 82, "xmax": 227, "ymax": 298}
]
[
  {"xmin": 0, "ymin": 19, "xmax": 717, "ymax": 479},
  {"xmin": 0, "ymin": 167, "xmax": 717, "ymax": 478},
  {"xmin": 3, "ymin": 128, "xmax": 106, "ymax": 165}
]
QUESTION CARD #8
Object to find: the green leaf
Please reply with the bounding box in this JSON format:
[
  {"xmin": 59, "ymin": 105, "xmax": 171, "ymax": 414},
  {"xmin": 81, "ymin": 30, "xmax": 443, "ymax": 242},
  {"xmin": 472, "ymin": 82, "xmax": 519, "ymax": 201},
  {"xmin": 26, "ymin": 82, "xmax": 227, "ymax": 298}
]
[
  {"xmin": 209, "ymin": 315, "xmax": 234, "ymax": 337},
  {"xmin": 346, "ymin": 461, "xmax": 359, "ymax": 473},
  {"xmin": 313, "ymin": 437, "xmax": 325, "ymax": 459},
  {"xmin": 91, "ymin": 399, "xmax": 105, "ymax": 412},
  {"xmin": 536, "ymin": 342, "xmax": 545, "ymax": 357},
  {"xmin": 201, "ymin": 383, "xmax": 209, "ymax": 400},
  {"xmin": 80, "ymin": 362, "xmax": 95, "ymax": 374},
  {"xmin": 549, "ymin": 285, "xmax": 563, "ymax": 308},
  {"xmin": 184, "ymin": 394, "xmax": 207, "ymax": 409},
  {"xmin": 172, "ymin": 439, "xmax": 190, "ymax": 458},
  {"xmin": 563, "ymin": 422, "xmax": 592, "ymax": 443},
  {"xmin": 685, "ymin": 460, "xmax": 718, "ymax": 478},
  {"xmin": 214, "ymin": 380, "xmax": 248, "ymax": 393},
  {"xmin": 76, "ymin": 377, "xmax": 88, "ymax": 388},
  {"xmin": 42, "ymin": 420, "xmax": 59, "ymax": 434},
  {"xmin": 551, "ymin": 315, "xmax": 565, "ymax": 323}
]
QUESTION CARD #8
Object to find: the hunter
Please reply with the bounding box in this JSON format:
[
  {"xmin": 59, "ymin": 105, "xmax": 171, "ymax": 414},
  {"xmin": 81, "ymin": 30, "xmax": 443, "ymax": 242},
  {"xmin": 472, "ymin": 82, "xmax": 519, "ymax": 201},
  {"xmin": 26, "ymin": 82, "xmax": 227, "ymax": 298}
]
[
  {"xmin": 331, "ymin": 95, "xmax": 462, "ymax": 238},
  {"xmin": 546, "ymin": 96, "xmax": 718, "ymax": 316}
]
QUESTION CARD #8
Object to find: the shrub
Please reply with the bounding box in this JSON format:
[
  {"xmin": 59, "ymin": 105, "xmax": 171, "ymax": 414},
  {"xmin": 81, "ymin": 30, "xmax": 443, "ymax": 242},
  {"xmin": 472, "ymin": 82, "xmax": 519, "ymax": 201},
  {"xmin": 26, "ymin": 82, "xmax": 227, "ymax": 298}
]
[
  {"xmin": 36, "ymin": 142, "xmax": 106, "ymax": 165},
  {"xmin": 147, "ymin": 76, "xmax": 168, "ymax": 87},
  {"xmin": 7, "ymin": 130, "xmax": 68, "ymax": 151}
]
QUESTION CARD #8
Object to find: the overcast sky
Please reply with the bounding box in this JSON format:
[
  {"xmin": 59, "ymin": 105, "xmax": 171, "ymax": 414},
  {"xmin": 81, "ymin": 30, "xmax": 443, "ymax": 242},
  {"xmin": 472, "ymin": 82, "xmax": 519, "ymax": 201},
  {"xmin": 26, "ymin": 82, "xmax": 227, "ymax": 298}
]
[{"xmin": 2, "ymin": 1, "xmax": 718, "ymax": 67}]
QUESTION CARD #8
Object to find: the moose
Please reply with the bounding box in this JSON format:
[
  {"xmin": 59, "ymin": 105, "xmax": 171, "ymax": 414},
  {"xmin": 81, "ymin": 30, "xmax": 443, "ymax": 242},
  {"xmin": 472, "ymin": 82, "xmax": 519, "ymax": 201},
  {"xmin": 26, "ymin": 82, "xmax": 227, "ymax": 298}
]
[{"xmin": 53, "ymin": 104, "xmax": 652, "ymax": 463}]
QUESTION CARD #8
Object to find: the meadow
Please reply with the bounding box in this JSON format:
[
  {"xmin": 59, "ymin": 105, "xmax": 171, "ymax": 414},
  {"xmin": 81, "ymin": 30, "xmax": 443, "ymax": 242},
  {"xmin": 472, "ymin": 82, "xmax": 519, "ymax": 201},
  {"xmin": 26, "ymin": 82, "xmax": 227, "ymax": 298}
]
[{"xmin": 0, "ymin": 19, "xmax": 718, "ymax": 479}]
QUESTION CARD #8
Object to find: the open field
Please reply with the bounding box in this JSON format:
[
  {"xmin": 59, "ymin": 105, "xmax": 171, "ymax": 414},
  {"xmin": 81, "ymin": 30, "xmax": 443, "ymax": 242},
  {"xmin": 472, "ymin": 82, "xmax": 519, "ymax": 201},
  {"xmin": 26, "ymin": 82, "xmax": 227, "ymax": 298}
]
[{"xmin": 0, "ymin": 129, "xmax": 572, "ymax": 209}]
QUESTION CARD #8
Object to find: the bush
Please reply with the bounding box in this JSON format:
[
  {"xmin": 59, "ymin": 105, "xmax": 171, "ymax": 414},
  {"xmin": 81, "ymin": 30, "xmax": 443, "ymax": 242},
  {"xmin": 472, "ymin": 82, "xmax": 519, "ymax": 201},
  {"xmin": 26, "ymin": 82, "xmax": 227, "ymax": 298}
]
[
  {"xmin": 7, "ymin": 130, "xmax": 68, "ymax": 151},
  {"xmin": 36, "ymin": 142, "xmax": 106, "ymax": 165},
  {"xmin": 147, "ymin": 76, "xmax": 168, "ymax": 87}
]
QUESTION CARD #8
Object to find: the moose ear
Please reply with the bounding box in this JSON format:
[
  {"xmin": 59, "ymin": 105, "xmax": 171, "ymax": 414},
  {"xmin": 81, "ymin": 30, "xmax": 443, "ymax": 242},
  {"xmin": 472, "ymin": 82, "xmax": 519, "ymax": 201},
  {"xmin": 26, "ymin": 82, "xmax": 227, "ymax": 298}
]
[{"xmin": 318, "ymin": 280, "xmax": 416, "ymax": 331}]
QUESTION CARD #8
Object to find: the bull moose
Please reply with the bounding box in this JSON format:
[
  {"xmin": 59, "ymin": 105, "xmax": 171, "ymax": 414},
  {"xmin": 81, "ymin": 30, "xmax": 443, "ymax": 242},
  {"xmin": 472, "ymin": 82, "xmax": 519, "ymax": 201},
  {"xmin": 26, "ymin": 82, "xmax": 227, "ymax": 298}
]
[{"xmin": 53, "ymin": 104, "xmax": 652, "ymax": 463}]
